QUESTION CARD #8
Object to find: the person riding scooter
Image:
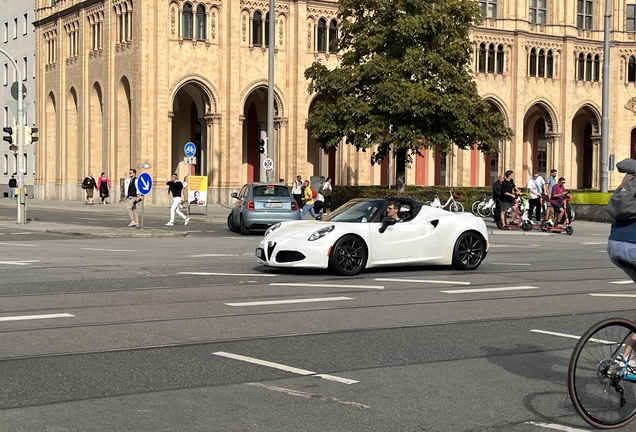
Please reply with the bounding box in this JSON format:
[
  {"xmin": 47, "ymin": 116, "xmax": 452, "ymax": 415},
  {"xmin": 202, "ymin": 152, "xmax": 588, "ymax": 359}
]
[{"xmin": 550, "ymin": 177, "xmax": 568, "ymax": 226}]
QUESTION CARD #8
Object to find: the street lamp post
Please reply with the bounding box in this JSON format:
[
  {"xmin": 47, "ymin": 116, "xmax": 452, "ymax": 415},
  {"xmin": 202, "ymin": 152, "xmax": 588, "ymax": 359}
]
[
  {"xmin": 265, "ymin": 0, "xmax": 275, "ymax": 183},
  {"xmin": 600, "ymin": 0, "xmax": 611, "ymax": 192},
  {"xmin": 0, "ymin": 48, "xmax": 26, "ymax": 224}
]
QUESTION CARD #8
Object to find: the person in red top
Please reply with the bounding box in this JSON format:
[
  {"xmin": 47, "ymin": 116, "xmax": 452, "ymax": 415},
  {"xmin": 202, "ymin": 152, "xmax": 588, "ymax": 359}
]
[
  {"xmin": 97, "ymin": 172, "xmax": 111, "ymax": 205},
  {"xmin": 550, "ymin": 177, "xmax": 567, "ymax": 225}
]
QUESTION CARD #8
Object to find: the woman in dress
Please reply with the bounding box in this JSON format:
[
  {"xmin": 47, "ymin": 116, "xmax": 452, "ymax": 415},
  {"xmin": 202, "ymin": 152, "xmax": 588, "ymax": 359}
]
[{"xmin": 97, "ymin": 172, "xmax": 111, "ymax": 205}]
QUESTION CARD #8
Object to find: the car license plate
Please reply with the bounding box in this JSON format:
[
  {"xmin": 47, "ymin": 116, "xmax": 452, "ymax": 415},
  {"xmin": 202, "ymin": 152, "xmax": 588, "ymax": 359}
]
[
  {"xmin": 255, "ymin": 248, "xmax": 264, "ymax": 259},
  {"xmin": 263, "ymin": 202, "xmax": 283, "ymax": 208}
]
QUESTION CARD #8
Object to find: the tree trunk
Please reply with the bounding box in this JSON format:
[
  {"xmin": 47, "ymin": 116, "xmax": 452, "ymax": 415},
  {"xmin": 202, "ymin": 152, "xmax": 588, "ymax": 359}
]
[{"xmin": 395, "ymin": 148, "xmax": 406, "ymax": 192}]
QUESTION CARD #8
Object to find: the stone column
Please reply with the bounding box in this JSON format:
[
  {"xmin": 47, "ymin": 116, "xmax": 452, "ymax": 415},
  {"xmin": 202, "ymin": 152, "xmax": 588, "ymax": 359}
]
[
  {"xmin": 545, "ymin": 133, "xmax": 561, "ymax": 175},
  {"xmin": 592, "ymin": 135, "xmax": 601, "ymax": 190},
  {"xmin": 274, "ymin": 117, "xmax": 288, "ymax": 182}
]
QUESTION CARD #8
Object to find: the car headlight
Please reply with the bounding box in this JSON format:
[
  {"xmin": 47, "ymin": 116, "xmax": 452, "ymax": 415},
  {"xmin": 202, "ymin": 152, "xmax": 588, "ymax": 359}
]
[
  {"xmin": 308, "ymin": 225, "xmax": 335, "ymax": 241},
  {"xmin": 264, "ymin": 223, "xmax": 281, "ymax": 237}
]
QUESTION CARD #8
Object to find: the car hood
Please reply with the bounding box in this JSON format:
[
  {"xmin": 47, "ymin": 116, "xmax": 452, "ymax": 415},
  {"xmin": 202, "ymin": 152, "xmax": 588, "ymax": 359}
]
[{"xmin": 268, "ymin": 220, "xmax": 339, "ymax": 239}]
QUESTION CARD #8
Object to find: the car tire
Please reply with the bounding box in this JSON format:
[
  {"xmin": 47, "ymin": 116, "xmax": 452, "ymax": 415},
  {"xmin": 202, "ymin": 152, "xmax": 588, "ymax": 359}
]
[
  {"xmin": 329, "ymin": 235, "xmax": 367, "ymax": 276},
  {"xmin": 452, "ymin": 231, "xmax": 485, "ymax": 270},
  {"xmin": 227, "ymin": 214, "xmax": 238, "ymax": 233},
  {"xmin": 240, "ymin": 216, "xmax": 250, "ymax": 235}
]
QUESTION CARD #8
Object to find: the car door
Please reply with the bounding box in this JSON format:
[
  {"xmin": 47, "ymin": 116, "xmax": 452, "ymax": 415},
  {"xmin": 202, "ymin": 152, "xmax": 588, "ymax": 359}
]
[
  {"xmin": 368, "ymin": 202, "xmax": 424, "ymax": 263},
  {"xmin": 233, "ymin": 184, "xmax": 248, "ymax": 224}
]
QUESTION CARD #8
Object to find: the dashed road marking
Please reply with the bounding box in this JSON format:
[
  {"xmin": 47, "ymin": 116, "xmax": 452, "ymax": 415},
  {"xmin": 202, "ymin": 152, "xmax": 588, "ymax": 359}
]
[
  {"xmin": 525, "ymin": 421, "xmax": 593, "ymax": 431},
  {"xmin": 375, "ymin": 278, "xmax": 470, "ymax": 285},
  {"xmin": 9, "ymin": 232, "xmax": 31, "ymax": 235},
  {"xmin": 271, "ymin": 282, "xmax": 384, "ymax": 290},
  {"xmin": 609, "ymin": 280, "xmax": 634, "ymax": 285},
  {"xmin": 212, "ymin": 351, "xmax": 358, "ymax": 384},
  {"xmin": 81, "ymin": 248, "xmax": 135, "ymax": 252},
  {"xmin": 489, "ymin": 263, "xmax": 532, "ymax": 266},
  {"xmin": 178, "ymin": 271, "xmax": 276, "ymax": 277},
  {"xmin": 530, "ymin": 329, "xmax": 614, "ymax": 344},
  {"xmin": 245, "ymin": 383, "xmax": 370, "ymax": 408},
  {"xmin": 591, "ymin": 293, "xmax": 636, "ymax": 298},
  {"xmin": 440, "ymin": 286, "xmax": 538, "ymax": 294},
  {"xmin": 226, "ymin": 296, "xmax": 353, "ymax": 307},
  {"xmin": 189, "ymin": 253, "xmax": 240, "ymax": 257},
  {"xmin": 0, "ymin": 242, "xmax": 36, "ymax": 247},
  {"xmin": 0, "ymin": 260, "xmax": 39, "ymax": 266},
  {"xmin": 582, "ymin": 242, "xmax": 607, "ymax": 245},
  {"xmin": 0, "ymin": 313, "xmax": 74, "ymax": 322}
]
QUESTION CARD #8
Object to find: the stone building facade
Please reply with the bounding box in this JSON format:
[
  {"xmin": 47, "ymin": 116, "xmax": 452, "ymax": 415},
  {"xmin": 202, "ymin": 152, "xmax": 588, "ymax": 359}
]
[{"xmin": 33, "ymin": 0, "xmax": 636, "ymax": 203}]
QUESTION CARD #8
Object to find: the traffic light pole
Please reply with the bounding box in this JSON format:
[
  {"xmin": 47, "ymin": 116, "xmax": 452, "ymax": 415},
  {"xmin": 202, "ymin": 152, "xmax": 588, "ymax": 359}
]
[
  {"xmin": 600, "ymin": 0, "xmax": 611, "ymax": 193},
  {"xmin": 0, "ymin": 49, "xmax": 26, "ymax": 224},
  {"xmin": 265, "ymin": 0, "xmax": 275, "ymax": 183}
]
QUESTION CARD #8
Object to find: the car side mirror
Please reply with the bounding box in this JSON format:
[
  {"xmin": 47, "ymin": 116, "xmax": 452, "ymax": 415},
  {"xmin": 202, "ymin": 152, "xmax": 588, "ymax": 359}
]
[
  {"xmin": 378, "ymin": 216, "xmax": 397, "ymax": 233},
  {"xmin": 231, "ymin": 192, "xmax": 238, "ymax": 199}
]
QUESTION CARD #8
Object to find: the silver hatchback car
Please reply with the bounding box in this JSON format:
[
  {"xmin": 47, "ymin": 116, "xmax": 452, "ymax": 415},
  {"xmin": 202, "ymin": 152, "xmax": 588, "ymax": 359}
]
[{"xmin": 227, "ymin": 183, "xmax": 301, "ymax": 235}]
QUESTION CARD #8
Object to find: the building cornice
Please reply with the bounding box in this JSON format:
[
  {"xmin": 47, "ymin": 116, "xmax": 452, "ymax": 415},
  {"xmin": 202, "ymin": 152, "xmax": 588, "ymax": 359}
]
[{"xmin": 34, "ymin": 0, "xmax": 104, "ymax": 28}]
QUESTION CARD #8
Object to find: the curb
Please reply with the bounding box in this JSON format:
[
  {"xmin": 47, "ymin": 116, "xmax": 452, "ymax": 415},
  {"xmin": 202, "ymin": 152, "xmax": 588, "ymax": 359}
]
[
  {"xmin": 488, "ymin": 229, "xmax": 553, "ymax": 236},
  {"xmin": 45, "ymin": 229, "xmax": 189, "ymax": 238}
]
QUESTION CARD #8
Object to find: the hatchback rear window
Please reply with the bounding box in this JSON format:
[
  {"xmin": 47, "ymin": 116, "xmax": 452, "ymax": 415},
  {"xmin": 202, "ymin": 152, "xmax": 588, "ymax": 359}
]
[{"xmin": 253, "ymin": 186, "xmax": 291, "ymax": 197}]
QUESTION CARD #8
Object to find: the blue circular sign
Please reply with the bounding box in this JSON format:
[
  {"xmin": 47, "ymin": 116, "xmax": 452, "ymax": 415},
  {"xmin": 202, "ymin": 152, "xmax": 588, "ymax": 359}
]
[
  {"xmin": 184, "ymin": 142, "xmax": 196, "ymax": 158},
  {"xmin": 136, "ymin": 172, "xmax": 153, "ymax": 195}
]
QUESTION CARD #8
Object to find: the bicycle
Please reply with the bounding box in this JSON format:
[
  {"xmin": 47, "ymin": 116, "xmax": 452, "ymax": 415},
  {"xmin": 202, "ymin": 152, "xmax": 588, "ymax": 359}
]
[
  {"xmin": 568, "ymin": 317, "xmax": 636, "ymax": 428},
  {"xmin": 429, "ymin": 190, "xmax": 464, "ymax": 213},
  {"xmin": 476, "ymin": 198, "xmax": 495, "ymax": 218},
  {"xmin": 471, "ymin": 193, "xmax": 491, "ymax": 216}
]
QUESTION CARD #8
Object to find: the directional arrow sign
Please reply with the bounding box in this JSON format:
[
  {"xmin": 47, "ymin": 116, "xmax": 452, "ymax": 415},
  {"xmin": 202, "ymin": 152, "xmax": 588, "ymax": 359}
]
[
  {"xmin": 184, "ymin": 142, "xmax": 196, "ymax": 157},
  {"xmin": 136, "ymin": 172, "xmax": 153, "ymax": 195}
]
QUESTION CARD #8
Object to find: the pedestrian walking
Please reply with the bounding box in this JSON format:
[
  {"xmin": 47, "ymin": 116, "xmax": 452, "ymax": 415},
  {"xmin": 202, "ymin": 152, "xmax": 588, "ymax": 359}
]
[
  {"xmin": 166, "ymin": 173, "xmax": 190, "ymax": 226},
  {"xmin": 526, "ymin": 172, "xmax": 546, "ymax": 222},
  {"xmin": 8, "ymin": 175, "xmax": 17, "ymax": 200},
  {"xmin": 124, "ymin": 168, "xmax": 140, "ymax": 227},
  {"xmin": 291, "ymin": 175, "xmax": 303, "ymax": 208},
  {"xmin": 82, "ymin": 172, "xmax": 97, "ymax": 205},
  {"xmin": 492, "ymin": 174, "xmax": 504, "ymax": 227},
  {"xmin": 322, "ymin": 177, "xmax": 333, "ymax": 214},
  {"xmin": 97, "ymin": 172, "xmax": 111, "ymax": 205},
  {"xmin": 301, "ymin": 179, "xmax": 317, "ymax": 219}
]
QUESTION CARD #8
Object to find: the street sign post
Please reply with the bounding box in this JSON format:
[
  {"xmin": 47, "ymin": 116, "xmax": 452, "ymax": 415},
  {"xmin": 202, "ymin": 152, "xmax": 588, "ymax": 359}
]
[
  {"xmin": 184, "ymin": 142, "xmax": 196, "ymax": 158},
  {"xmin": 184, "ymin": 156, "xmax": 196, "ymax": 165},
  {"xmin": 263, "ymin": 158, "xmax": 274, "ymax": 171},
  {"xmin": 135, "ymin": 172, "xmax": 153, "ymax": 230}
]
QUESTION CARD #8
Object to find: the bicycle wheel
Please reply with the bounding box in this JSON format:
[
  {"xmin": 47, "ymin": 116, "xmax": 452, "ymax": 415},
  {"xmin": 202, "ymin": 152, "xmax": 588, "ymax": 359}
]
[
  {"xmin": 471, "ymin": 200, "xmax": 481, "ymax": 216},
  {"xmin": 477, "ymin": 202, "xmax": 492, "ymax": 218},
  {"xmin": 449, "ymin": 202, "xmax": 463, "ymax": 213},
  {"xmin": 568, "ymin": 318, "xmax": 636, "ymax": 429}
]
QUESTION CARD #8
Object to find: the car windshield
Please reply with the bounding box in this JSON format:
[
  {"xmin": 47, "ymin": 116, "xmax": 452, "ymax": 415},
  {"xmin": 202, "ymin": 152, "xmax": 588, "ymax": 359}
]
[
  {"xmin": 322, "ymin": 199, "xmax": 385, "ymax": 223},
  {"xmin": 252, "ymin": 185, "xmax": 291, "ymax": 197}
]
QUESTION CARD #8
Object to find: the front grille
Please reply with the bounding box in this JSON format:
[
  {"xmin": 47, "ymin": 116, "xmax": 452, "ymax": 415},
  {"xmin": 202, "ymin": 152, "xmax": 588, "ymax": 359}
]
[
  {"xmin": 267, "ymin": 242, "xmax": 276, "ymax": 260},
  {"xmin": 275, "ymin": 250, "xmax": 306, "ymax": 263}
]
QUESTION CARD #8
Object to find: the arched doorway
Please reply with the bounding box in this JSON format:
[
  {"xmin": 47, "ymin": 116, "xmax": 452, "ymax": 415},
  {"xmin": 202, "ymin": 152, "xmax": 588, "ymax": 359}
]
[
  {"xmin": 116, "ymin": 77, "xmax": 132, "ymax": 181},
  {"xmin": 307, "ymin": 95, "xmax": 335, "ymax": 181},
  {"xmin": 523, "ymin": 101, "xmax": 558, "ymax": 180},
  {"xmin": 571, "ymin": 105, "xmax": 600, "ymax": 189},
  {"xmin": 484, "ymin": 98, "xmax": 509, "ymax": 185},
  {"xmin": 89, "ymin": 83, "xmax": 104, "ymax": 176}
]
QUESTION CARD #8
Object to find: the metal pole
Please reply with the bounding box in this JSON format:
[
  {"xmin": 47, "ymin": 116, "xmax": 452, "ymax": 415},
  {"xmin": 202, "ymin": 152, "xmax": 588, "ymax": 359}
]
[
  {"xmin": 0, "ymin": 49, "xmax": 25, "ymax": 223},
  {"xmin": 140, "ymin": 198, "xmax": 144, "ymax": 230},
  {"xmin": 387, "ymin": 124, "xmax": 393, "ymax": 189},
  {"xmin": 600, "ymin": 0, "xmax": 611, "ymax": 192},
  {"xmin": 266, "ymin": 0, "xmax": 275, "ymax": 183}
]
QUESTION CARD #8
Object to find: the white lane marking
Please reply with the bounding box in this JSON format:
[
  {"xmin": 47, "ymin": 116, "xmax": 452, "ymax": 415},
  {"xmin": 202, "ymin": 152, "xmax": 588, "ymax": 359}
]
[
  {"xmin": 179, "ymin": 272, "xmax": 276, "ymax": 277},
  {"xmin": 186, "ymin": 230, "xmax": 202, "ymax": 233},
  {"xmin": 525, "ymin": 421, "xmax": 590, "ymax": 431},
  {"xmin": 0, "ymin": 260, "xmax": 40, "ymax": 266},
  {"xmin": 0, "ymin": 313, "xmax": 74, "ymax": 322},
  {"xmin": 77, "ymin": 217, "xmax": 101, "ymax": 221},
  {"xmin": 582, "ymin": 242, "xmax": 607, "ymax": 245},
  {"xmin": 530, "ymin": 329, "xmax": 615, "ymax": 345},
  {"xmin": 212, "ymin": 351, "xmax": 357, "ymax": 384},
  {"xmin": 81, "ymin": 248, "xmax": 135, "ymax": 252},
  {"xmin": 489, "ymin": 263, "xmax": 532, "ymax": 266},
  {"xmin": 591, "ymin": 293, "xmax": 636, "ymax": 298},
  {"xmin": 440, "ymin": 286, "xmax": 538, "ymax": 294},
  {"xmin": 10, "ymin": 232, "xmax": 31, "ymax": 235},
  {"xmin": 609, "ymin": 280, "xmax": 634, "ymax": 285},
  {"xmin": 221, "ymin": 236, "xmax": 253, "ymax": 240},
  {"xmin": 206, "ymin": 230, "xmax": 215, "ymax": 233},
  {"xmin": 488, "ymin": 245, "xmax": 540, "ymax": 248},
  {"xmin": 314, "ymin": 374, "xmax": 359, "ymax": 385},
  {"xmin": 245, "ymin": 383, "xmax": 370, "ymax": 408},
  {"xmin": 374, "ymin": 278, "xmax": 470, "ymax": 286},
  {"xmin": 0, "ymin": 242, "xmax": 36, "ymax": 247},
  {"xmin": 271, "ymin": 282, "xmax": 384, "ymax": 290},
  {"xmin": 189, "ymin": 253, "xmax": 240, "ymax": 257},
  {"xmin": 226, "ymin": 297, "xmax": 353, "ymax": 307}
]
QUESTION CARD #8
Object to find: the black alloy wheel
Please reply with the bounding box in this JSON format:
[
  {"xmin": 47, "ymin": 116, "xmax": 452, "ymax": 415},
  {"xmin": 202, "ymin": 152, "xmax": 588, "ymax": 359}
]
[
  {"xmin": 329, "ymin": 235, "xmax": 367, "ymax": 276},
  {"xmin": 452, "ymin": 231, "xmax": 485, "ymax": 270}
]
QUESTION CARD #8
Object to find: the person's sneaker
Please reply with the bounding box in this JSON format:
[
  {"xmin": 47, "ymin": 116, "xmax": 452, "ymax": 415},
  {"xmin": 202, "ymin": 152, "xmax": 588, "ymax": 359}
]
[
  {"xmin": 184, "ymin": 217, "xmax": 190, "ymax": 226},
  {"xmin": 128, "ymin": 221, "xmax": 137, "ymax": 227},
  {"xmin": 165, "ymin": 222, "xmax": 174, "ymax": 226}
]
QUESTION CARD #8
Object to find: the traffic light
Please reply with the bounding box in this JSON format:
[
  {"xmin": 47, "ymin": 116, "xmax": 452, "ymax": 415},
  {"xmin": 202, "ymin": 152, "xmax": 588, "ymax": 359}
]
[
  {"xmin": 256, "ymin": 138, "xmax": 266, "ymax": 154},
  {"xmin": 25, "ymin": 127, "xmax": 38, "ymax": 144},
  {"xmin": 3, "ymin": 126, "xmax": 16, "ymax": 145}
]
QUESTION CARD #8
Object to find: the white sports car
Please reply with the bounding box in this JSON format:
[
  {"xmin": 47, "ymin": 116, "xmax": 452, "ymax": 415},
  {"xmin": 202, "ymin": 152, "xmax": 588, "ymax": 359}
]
[{"xmin": 255, "ymin": 198, "xmax": 489, "ymax": 276}]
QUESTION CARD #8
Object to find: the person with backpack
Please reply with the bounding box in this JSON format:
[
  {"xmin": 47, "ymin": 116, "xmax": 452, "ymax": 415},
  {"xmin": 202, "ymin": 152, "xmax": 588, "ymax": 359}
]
[
  {"xmin": 301, "ymin": 179, "xmax": 317, "ymax": 219},
  {"xmin": 82, "ymin": 172, "xmax": 97, "ymax": 205}
]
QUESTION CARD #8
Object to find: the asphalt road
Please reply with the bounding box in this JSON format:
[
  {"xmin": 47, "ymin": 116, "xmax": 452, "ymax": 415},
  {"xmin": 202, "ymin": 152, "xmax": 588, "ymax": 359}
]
[{"xmin": 0, "ymin": 213, "xmax": 634, "ymax": 431}]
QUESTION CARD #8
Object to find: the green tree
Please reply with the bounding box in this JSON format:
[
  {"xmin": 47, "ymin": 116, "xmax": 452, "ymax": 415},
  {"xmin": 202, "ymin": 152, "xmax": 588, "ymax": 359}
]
[{"xmin": 305, "ymin": 0, "xmax": 513, "ymax": 190}]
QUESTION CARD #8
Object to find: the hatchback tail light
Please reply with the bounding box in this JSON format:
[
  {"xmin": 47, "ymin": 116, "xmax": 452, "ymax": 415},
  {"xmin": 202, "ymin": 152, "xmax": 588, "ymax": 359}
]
[
  {"xmin": 246, "ymin": 200, "xmax": 255, "ymax": 210},
  {"xmin": 291, "ymin": 201, "xmax": 298, "ymax": 211}
]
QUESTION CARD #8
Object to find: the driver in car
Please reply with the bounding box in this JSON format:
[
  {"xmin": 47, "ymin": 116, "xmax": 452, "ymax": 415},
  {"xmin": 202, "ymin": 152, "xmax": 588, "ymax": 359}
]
[{"xmin": 386, "ymin": 201, "xmax": 403, "ymax": 221}]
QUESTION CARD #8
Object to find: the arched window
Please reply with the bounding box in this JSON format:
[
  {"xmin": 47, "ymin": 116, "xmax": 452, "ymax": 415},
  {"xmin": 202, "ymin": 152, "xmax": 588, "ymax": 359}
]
[
  {"xmin": 478, "ymin": 43, "xmax": 486, "ymax": 72},
  {"xmin": 264, "ymin": 12, "xmax": 270, "ymax": 47},
  {"xmin": 317, "ymin": 18, "xmax": 327, "ymax": 52},
  {"xmin": 546, "ymin": 50, "xmax": 554, "ymax": 78},
  {"xmin": 182, "ymin": 3, "xmax": 193, "ymax": 39},
  {"xmin": 538, "ymin": 49, "xmax": 545, "ymax": 77},
  {"xmin": 529, "ymin": 48, "xmax": 537, "ymax": 77},
  {"xmin": 252, "ymin": 11, "xmax": 263, "ymax": 46},
  {"xmin": 593, "ymin": 54, "xmax": 600, "ymax": 81},
  {"xmin": 496, "ymin": 45, "xmax": 504, "ymax": 74},
  {"xmin": 577, "ymin": 53, "xmax": 585, "ymax": 80},
  {"xmin": 629, "ymin": 56, "xmax": 636, "ymax": 83},
  {"xmin": 329, "ymin": 19, "xmax": 338, "ymax": 53},
  {"xmin": 586, "ymin": 54, "xmax": 592, "ymax": 81},
  {"xmin": 487, "ymin": 43, "xmax": 495, "ymax": 72},
  {"xmin": 195, "ymin": 5, "xmax": 206, "ymax": 40}
]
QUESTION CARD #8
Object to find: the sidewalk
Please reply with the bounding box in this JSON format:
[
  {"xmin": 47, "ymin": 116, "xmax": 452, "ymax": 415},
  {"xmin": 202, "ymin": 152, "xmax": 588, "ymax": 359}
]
[{"xmin": 0, "ymin": 198, "xmax": 233, "ymax": 238}]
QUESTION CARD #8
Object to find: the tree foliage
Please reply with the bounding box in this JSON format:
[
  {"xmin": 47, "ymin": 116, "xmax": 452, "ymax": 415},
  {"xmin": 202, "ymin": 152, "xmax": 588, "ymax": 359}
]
[{"xmin": 305, "ymin": 0, "xmax": 513, "ymax": 169}]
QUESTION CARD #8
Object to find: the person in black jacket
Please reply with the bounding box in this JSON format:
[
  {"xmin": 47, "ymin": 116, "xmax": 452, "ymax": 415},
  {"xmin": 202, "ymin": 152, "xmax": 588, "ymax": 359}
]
[
  {"xmin": 8, "ymin": 176, "xmax": 17, "ymax": 200},
  {"xmin": 492, "ymin": 174, "xmax": 504, "ymax": 227},
  {"xmin": 82, "ymin": 173, "xmax": 97, "ymax": 205}
]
